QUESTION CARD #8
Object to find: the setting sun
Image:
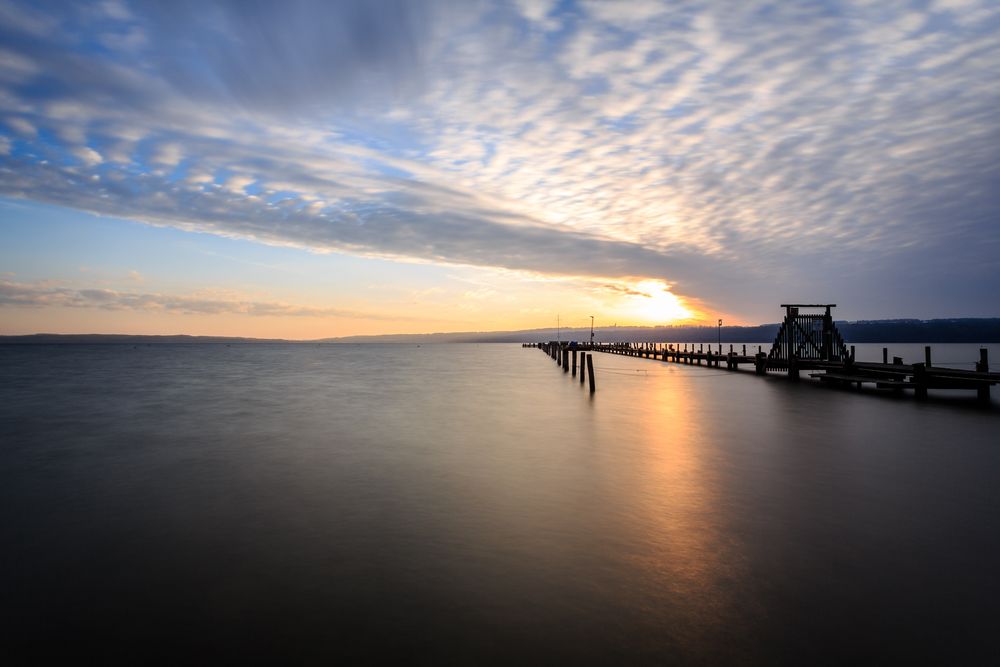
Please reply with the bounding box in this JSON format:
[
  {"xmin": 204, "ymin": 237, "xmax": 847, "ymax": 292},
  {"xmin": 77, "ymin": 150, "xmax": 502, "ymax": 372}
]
[{"xmin": 625, "ymin": 280, "xmax": 696, "ymax": 324}]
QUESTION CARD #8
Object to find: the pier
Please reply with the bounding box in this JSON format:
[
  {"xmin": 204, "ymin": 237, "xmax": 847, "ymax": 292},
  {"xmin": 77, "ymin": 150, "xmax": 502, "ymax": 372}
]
[{"xmin": 526, "ymin": 305, "xmax": 998, "ymax": 402}]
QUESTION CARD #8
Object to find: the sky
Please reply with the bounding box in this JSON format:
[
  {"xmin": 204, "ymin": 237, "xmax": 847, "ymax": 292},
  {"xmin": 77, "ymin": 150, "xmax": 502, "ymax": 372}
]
[{"xmin": 1, "ymin": 0, "xmax": 998, "ymax": 338}]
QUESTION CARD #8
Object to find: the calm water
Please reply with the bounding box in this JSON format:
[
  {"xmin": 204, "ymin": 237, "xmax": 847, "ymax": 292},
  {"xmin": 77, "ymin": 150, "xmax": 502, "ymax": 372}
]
[{"xmin": 2, "ymin": 343, "xmax": 998, "ymax": 663}]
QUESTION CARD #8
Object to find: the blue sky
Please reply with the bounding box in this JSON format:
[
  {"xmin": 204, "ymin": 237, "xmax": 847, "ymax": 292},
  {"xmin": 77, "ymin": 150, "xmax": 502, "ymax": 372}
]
[{"xmin": 1, "ymin": 0, "xmax": 999, "ymax": 336}]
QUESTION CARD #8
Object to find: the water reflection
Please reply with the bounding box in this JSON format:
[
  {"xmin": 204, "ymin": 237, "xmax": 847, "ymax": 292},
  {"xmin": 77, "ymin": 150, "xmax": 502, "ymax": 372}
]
[{"xmin": 1, "ymin": 343, "xmax": 998, "ymax": 662}]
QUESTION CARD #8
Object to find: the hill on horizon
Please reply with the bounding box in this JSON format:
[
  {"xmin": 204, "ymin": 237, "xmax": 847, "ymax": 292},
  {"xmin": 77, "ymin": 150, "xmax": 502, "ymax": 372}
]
[{"xmin": 3, "ymin": 318, "xmax": 999, "ymax": 345}]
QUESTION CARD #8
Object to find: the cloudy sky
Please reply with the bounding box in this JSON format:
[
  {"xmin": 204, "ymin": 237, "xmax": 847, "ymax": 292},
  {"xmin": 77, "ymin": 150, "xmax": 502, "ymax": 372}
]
[{"xmin": 1, "ymin": 0, "xmax": 998, "ymax": 337}]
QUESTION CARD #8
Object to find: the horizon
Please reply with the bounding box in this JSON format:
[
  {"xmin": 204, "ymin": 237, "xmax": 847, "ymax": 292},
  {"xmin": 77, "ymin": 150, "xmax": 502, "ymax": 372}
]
[
  {"xmin": 4, "ymin": 314, "xmax": 1000, "ymax": 343},
  {"xmin": 2, "ymin": 1, "xmax": 1000, "ymax": 336}
]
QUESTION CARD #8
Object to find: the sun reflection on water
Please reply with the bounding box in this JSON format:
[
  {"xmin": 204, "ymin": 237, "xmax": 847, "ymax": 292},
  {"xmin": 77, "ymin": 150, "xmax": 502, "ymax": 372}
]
[{"xmin": 613, "ymin": 370, "xmax": 750, "ymax": 644}]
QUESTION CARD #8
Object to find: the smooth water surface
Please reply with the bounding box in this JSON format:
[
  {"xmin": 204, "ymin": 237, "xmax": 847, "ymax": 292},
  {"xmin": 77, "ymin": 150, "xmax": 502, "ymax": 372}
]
[{"xmin": 2, "ymin": 343, "xmax": 998, "ymax": 663}]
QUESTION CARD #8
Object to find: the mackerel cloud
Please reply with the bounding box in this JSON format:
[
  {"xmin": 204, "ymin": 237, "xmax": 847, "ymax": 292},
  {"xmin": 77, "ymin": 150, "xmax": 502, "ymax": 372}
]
[{"xmin": 1, "ymin": 0, "xmax": 999, "ymax": 317}]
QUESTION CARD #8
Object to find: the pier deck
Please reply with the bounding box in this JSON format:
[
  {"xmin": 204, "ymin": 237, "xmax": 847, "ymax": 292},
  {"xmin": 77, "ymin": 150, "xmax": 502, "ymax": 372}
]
[{"xmin": 526, "ymin": 304, "xmax": 997, "ymax": 402}]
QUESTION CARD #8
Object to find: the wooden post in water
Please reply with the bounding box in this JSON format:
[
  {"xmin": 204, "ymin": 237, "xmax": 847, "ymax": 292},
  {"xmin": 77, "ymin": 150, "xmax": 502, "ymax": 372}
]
[
  {"xmin": 572, "ymin": 349, "xmax": 577, "ymax": 376},
  {"xmin": 925, "ymin": 346, "xmax": 932, "ymax": 367},
  {"xmin": 913, "ymin": 362, "xmax": 928, "ymax": 400},
  {"xmin": 563, "ymin": 347, "xmax": 569, "ymax": 372},
  {"xmin": 883, "ymin": 347, "xmax": 888, "ymax": 364},
  {"xmin": 580, "ymin": 354, "xmax": 586, "ymax": 384},
  {"xmin": 587, "ymin": 353, "xmax": 596, "ymax": 393},
  {"xmin": 755, "ymin": 352, "xmax": 766, "ymax": 375},
  {"xmin": 977, "ymin": 349, "xmax": 990, "ymax": 402}
]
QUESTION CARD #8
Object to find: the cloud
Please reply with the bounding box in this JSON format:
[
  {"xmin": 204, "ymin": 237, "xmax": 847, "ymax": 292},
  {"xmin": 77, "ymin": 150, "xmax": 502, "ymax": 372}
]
[
  {"xmin": 130, "ymin": 0, "xmax": 435, "ymax": 114},
  {"xmin": 0, "ymin": 279, "xmax": 422, "ymax": 321},
  {"xmin": 70, "ymin": 146, "xmax": 102, "ymax": 166},
  {"xmin": 0, "ymin": 0, "xmax": 999, "ymax": 319}
]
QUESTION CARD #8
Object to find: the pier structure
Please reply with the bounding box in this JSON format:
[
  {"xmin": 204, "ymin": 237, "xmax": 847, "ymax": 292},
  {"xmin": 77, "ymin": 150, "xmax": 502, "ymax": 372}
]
[{"xmin": 524, "ymin": 305, "xmax": 998, "ymax": 402}]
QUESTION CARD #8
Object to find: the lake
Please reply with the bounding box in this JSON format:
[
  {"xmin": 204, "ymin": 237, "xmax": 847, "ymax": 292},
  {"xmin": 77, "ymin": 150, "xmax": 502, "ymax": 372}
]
[{"xmin": 2, "ymin": 343, "xmax": 998, "ymax": 663}]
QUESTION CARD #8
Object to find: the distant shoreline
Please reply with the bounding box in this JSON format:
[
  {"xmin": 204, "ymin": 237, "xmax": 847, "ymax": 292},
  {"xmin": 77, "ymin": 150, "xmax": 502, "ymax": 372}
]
[{"xmin": 2, "ymin": 318, "xmax": 999, "ymax": 345}]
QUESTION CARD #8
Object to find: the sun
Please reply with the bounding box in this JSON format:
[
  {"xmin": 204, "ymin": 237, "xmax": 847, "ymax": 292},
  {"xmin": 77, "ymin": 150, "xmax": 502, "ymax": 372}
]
[{"xmin": 627, "ymin": 280, "xmax": 695, "ymax": 324}]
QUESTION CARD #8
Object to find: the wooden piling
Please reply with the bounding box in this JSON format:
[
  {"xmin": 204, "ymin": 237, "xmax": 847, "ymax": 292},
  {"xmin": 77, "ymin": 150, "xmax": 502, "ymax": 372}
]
[
  {"xmin": 563, "ymin": 347, "xmax": 569, "ymax": 372},
  {"xmin": 883, "ymin": 347, "xmax": 888, "ymax": 364},
  {"xmin": 572, "ymin": 349, "xmax": 577, "ymax": 376},
  {"xmin": 925, "ymin": 346, "xmax": 932, "ymax": 367},
  {"xmin": 977, "ymin": 349, "xmax": 990, "ymax": 402},
  {"xmin": 587, "ymin": 353, "xmax": 596, "ymax": 393},
  {"xmin": 913, "ymin": 362, "xmax": 928, "ymax": 400},
  {"xmin": 580, "ymin": 354, "xmax": 586, "ymax": 384}
]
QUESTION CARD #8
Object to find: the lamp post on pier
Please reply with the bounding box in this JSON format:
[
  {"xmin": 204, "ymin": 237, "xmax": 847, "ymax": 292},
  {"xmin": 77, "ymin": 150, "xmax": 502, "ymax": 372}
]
[
  {"xmin": 718, "ymin": 318, "xmax": 722, "ymax": 347},
  {"xmin": 589, "ymin": 315, "xmax": 595, "ymax": 348}
]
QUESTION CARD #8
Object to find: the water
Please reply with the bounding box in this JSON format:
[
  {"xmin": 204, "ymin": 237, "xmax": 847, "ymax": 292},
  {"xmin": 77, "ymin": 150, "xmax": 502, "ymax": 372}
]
[{"xmin": 2, "ymin": 343, "xmax": 998, "ymax": 663}]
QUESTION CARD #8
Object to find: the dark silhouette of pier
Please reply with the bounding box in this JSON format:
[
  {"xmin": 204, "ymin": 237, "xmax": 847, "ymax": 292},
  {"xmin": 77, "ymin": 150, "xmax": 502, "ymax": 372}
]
[{"xmin": 526, "ymin": 305, "xmax": 997, "ymax": 402}]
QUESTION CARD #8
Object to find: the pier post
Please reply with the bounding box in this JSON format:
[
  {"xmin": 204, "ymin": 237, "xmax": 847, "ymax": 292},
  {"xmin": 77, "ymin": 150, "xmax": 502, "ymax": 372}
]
[
  {"xmin": 913, "ymin": 362, "xmax": 928, "ymax": 400},
  {"xmin": 563, "ymin": 347, "xmax": 569, "ymax": 372},
  {"xmin": 580, "ymin": 354, "xmax": 586, "ymax": 385},
  {"xmin": 925, "ymin": 346, "xmax": 932, "ymax": 367},
  {"xmin": 883, "ymin": 348, "xmax": 888, "ymax": 364},
  {"xmin": 587, "ymin": 354, "xmax": 596, "ymax": 393},
  {"xmin": 572, "ymin": 349, "xmax": 577, "ymax": 376},
  {"xmin": 977, "ymin": 349, "xmax": 990, "ymax": 402}
]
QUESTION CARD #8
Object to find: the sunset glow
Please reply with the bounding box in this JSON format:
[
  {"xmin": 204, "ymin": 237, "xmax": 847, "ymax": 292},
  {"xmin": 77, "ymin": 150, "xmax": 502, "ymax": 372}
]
[
  {"xmin": 625, "ymin": 280, "xmax": 697, "ymax": 325},
  {"xmin": 2, "ymin": 1, "xmax": 999, "ymax": 336}
]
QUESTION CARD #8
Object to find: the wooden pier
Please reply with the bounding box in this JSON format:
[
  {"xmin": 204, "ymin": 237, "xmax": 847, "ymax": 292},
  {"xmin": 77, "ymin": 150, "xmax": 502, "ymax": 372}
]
[{"xmin": 525, "ymin": 305, "xmax": 998, "ymax": 403}]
